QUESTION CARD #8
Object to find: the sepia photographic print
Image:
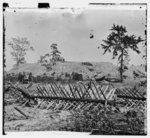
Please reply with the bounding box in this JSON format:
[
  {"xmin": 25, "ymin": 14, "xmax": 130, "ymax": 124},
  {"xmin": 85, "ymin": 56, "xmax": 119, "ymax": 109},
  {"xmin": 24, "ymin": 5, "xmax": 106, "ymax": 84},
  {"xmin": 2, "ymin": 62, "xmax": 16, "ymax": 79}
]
[{"xmin": 2, "ymin": 1, "xmax": 147, "ymax": 135}]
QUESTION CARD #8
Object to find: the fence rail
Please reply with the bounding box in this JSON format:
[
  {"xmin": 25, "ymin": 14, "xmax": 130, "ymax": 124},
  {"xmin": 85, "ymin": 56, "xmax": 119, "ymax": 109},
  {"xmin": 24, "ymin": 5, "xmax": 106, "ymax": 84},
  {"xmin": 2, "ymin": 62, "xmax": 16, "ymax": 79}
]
[{"xmin": 6, "ymin": 81, "xmax": 146, "ymax": 111}]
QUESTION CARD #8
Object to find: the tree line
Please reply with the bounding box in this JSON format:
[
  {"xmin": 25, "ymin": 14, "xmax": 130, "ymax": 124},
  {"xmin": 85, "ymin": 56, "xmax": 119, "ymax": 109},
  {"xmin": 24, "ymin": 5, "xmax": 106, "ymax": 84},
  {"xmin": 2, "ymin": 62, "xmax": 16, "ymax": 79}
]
[{"xmin": 6, "ymin": 24, "xmax": 145, "ymax": 82}]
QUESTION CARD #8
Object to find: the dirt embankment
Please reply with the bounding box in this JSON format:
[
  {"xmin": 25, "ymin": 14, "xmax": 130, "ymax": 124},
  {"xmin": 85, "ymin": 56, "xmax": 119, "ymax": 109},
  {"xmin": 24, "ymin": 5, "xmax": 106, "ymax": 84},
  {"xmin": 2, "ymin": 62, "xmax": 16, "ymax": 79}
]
[{"xmin": 4, "ymin": 104, "xmax": 72, "ymax": 131}]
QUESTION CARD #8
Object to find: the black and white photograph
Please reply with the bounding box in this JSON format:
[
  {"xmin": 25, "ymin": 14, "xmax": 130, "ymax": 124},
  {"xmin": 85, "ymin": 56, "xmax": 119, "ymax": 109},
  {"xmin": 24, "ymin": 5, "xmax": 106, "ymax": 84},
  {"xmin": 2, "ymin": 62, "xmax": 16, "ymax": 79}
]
[{"xmin": 2, "ymin": 1, "xmax": 147, "ymax": 135}]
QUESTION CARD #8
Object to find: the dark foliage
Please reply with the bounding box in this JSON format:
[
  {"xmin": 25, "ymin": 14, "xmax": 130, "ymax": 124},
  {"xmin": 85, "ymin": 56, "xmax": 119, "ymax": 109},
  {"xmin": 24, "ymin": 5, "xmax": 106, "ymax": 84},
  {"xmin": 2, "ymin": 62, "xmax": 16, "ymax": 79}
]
[
  {"xmin": 71, "ymin": 72, "xmax": 83, "ymax": 81},
  {"xmin": 5, "ymin": 71, "xmax": 84, "ymax": 83},
  {"xmin": 59, "ymin": 108, "xmax": 145, "ymax": 135},
  {"xmin": 82, "ymin": 62, "xmax": 93, "ymax": 66}
]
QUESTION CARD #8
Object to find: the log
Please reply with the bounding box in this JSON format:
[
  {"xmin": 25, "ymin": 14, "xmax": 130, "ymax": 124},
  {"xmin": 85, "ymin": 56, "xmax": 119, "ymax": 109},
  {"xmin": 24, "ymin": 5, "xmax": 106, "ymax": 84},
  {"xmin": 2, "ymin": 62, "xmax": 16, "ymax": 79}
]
[
  {"xmin": 32, "ymin": 95, "xmax": 115, "ymax": 105},
  {"xmin": 9, "ymin": 82, "xmax": 37, "ymax": 103},
  {"xmin": 14, "ymin": 106, "xmax": 28, "ymax": 119},
  {"xmin": 117, "ymin": 95, "xmax": 146, "ymax": 101},
  {"xmin": 9, "ymin": 83, "xmax": 32, "ymax": 99}
]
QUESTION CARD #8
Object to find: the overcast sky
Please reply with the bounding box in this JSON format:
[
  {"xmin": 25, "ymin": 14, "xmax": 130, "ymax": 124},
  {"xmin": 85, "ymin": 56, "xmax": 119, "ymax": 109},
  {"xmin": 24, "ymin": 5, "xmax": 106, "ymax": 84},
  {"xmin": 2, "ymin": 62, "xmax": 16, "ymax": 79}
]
[{"xmin": 4, "ymin": 5, "xmax": 146, "ymax": 71}]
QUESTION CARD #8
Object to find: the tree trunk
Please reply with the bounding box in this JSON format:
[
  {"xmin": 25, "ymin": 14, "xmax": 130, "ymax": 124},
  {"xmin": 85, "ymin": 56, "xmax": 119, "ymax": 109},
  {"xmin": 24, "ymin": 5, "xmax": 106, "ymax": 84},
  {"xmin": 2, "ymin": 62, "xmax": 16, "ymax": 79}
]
[
  {"xmin": 16, "ymin": 62, "xmax": 19, "ymax": 74},
  {"xmin": 120, "ymin": 51, "xmax": 123, "ymax": 82}
]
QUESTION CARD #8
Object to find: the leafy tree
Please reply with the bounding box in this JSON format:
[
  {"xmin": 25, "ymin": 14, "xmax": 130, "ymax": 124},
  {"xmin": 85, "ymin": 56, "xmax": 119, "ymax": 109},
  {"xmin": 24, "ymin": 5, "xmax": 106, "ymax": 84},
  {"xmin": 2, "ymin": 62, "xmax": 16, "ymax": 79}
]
[
  {"xmin": 50, "ymin": 43, "xmax": 65, "ymax": 65},
  {"xmin": 38, "ymin": 55, "xmax": 45, "ymax": 64},
  {"xmin": 8, "ymin": 37, "xmax": 34, "ymax": 68},
  {"xmin": 100, "ymin": 25, "xmax": 143, "ymax": 82},
  {"xmin": 38, "ymin": 54, "xmax": 49, "ymax": 65},
  {"xmin": 39, "ymin": 43, "xmax": 65, "ymax": 66}
]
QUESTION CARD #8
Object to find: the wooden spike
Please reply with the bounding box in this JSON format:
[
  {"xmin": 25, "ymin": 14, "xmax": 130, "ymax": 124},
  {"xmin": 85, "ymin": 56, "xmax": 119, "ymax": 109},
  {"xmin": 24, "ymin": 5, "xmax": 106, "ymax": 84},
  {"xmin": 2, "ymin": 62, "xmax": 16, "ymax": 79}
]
[
  {"xmin": 88, "ymin": 87, "xmax": 96, "ymax": 99},
  {"xmin": 34, "ymin": 99, "xmax": 45, "ymax": 109},
  {"xmin": 46, "ymin": 85, "xmax": 53, "ymax": 96},
  {"xmin": 63, "ymin": 102, "xmax": 71, "ymax": 110},
  {"xmin": 45, "ymin": 85, "xmax": 52, "ymax": 96},
  {"xmin": 57, "ymin": 86, "xmax": 66, "ymax": 97},
  {"xmin": 80, "ymin": 102, "xmax": 90, "ymax": 110},
  {"xmin": 92, "ymin": 82, "xmax": 101, "ymax": 99},
  {"xmin": 78, "ymin": 84, "xmax": 85, "ymax": 98},
  {"xmin": 81, "ymin": 83, "xmax": 92, "ymax": 99},
  {"xmin": 11, "ymin": 88, "xmax": 22, "ymax": 98},
  {"xmin": 129, "ymin": 87, "xmax": 142, "ymax": 98},
  {"xmin": 66, "ymin": 102, "xmax": 75, "ymax": 110},
  {"xmin": 85, "ymin": 103, "xmax": 95, "ymax": 110},
  {"xmin": 33, "ymin": 89, "xmax": 40, "ymax": 97},
  {"xmin": 132, "ymin": 101, "xmax": 141, "ymax": 110},
  {"xmin": 53, "ymin": 83, "xmax": 64, "ymax": 97},
  {"xmin": 115, "ymin": 88, "xmax": 121, "ymax": 95},
  {"xmin": 98, "ymin": 86, "xmax": 107, "ymax": 100},
  {"xmin": 118, "ymin": 88, "xmax": 126, "ymax": 97},
  {"xmin": 38, "ymin": 85, "xmax": 46, "ymax": 96},
  {"xmin": 68, "ymin": 84, "xmax": 76, "ymax": 98},
  {"xmin": 103, "ymin": 85, "xmax": 109, "ymax": 95},
  {"xmin": 57, "ymin": 86, "xmax": 64, "ymax": 97},
  {"xmin": 50, "ymin": 85, "xmax": 58, "ymax": 97},
  {"xmin": 14, "ymin": 106, "xmax": 28, "ymax": 119},
  {"xmin": 74, "ymin": 87, "xmax": 82, "ymax": 99},
  {"xmin": 21, "ymin": 99, "xmax": 30, "ymax": 107},
  {"xmin": 59, "ymin": 85, "xmax": 67, "ymax": 98},
  {"xmin": 126, "ymin": 87, "xmax": 140, "ymax": 98},
  {"xmin": 136, "ymin": 86, "xmax": 144, "ymax": 93},
  {"xmin": 80, "ymin": 102, "xmax": 88, "ymax": 110},
  {"xmin": 117, "ymin": 95, "xmax": 146, "ymax": 101},
  {"xmin": 72, "ymin": 84, "xmax": 78, "ymax": 98},
  {"xmin": 83, "ymin": 103, "xmax": 91, "ymax": 110},
  {"xmin": 36, "ymin": 85, "xmax": 45, "ymax": 97},
  {"xmin": 40, "ymin": 86, "xmax": 47, "ymax": 97},
  {"xmin": 51, "ymin": 85, "xmax": 58, "ymax": 97},
  {"xmin": 75, "ymin": 102, "xmax": 84, "ymax": 110},
  {"xmin": 106, "ymin": 88, "xmax": 114, "ymax": 100},
  {"xmin": 49, "ymin": 101, "xmax": 57, "ymax": 109},
  {"xmin": 71, "ymin": 102, "xmax": 79, "ymax": 110},
  {"xmin": 55, "ymin": 86, "xmax": 63, "ymax": 97},
  {"xmin": 44, "ymin": 85, "xmax": 51, "ymax": 96},
  {"xmin": 93, "ymin": 103, "xmax": 102, "ymax": 110},
  {"xmin": 57, "ymin": 102, "xmax": 64, "ymax": 110},
  {"xmin": 108, "ymin": 88, "xmax": 116, "ymax": 100},
  {"xmin": 123, "ymin": 88, "xmax": 133, "ymax": 97},
  {"xmin": 53, "ymin": 102, "xmax": 60, "ymax": 110},
  {"xmin": 47, "ymin": 101, "xmax": 55, "ymax": 109},
  {"xmin": 63, "ymin": 86, "xmax": 71, "ymax": 98},
  {"xmin": 43, "ymin": 85, "xmax": 50, "ymax": 97},
  {"xmin": 9, "ymin": 83, "xmax": 32, "ymax": 99},
  {"xmin": 49, "ymin": 84, "xmax": 55, "ymax": 96},
  {"xmin": 139, "ymin": 87, "xmax": 146, "ymax": 97}
]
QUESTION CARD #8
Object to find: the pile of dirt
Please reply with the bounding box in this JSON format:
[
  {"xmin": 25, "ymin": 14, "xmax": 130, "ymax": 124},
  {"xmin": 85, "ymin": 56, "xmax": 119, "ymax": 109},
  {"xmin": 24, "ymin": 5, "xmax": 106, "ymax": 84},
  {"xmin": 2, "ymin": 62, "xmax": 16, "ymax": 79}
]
[
  {"xmin": 8, "ymin": 61, "xmax": 119, "ymax": 78},
  {"xmin": 8, "ymin": 62, "xmax": 146, "ymax": 80},
  {"xmin": 9, "ymin": 63, "xmax": 47, "ymax": 76}
]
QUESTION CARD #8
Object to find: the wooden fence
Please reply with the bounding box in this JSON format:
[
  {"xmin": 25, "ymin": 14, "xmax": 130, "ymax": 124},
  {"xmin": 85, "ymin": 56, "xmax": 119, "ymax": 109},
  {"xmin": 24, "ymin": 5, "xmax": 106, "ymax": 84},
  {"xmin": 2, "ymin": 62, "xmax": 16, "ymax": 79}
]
[{"xmin": 6, "ymin": 81, "xmax": 146, "ymax": 112}]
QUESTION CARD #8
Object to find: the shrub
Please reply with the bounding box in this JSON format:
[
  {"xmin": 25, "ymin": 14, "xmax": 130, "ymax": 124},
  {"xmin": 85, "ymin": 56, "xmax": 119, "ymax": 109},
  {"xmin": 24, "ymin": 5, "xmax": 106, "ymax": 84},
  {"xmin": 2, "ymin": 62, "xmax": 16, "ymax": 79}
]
[
  {"xmin": 71, "ymin": 72, "xmax": 83, "ymax": 81},
  {"xmin": 4, "ymin": 73, "xmax": 18, "ymax": 83},
  {"xmin": 82, "ymin": 62, "xmax": 93, "ymax": 66},
  {"xmin": 88, "ymin": 68, "xmax": 94, "ymax": 72},
  {"xmin": 59, "ymin": 107, "xmax": 146, "ymax": 134}
]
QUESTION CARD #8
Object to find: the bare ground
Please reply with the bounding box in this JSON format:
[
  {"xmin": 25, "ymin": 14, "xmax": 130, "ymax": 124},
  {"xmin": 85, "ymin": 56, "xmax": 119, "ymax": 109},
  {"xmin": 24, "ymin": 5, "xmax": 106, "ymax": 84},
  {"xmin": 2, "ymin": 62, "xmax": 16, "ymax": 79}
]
[{"xmin": 4, "ymin": 104, "xmax": 72, "ymax": 131}]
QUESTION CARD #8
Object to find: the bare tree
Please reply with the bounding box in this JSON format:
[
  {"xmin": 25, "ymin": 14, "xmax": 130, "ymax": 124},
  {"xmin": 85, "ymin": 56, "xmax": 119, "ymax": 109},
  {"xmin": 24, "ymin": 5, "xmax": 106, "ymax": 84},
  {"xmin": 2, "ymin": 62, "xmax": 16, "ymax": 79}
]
[{"xmin": 8, "ymin": 37, "xmax": 34, "ymax": 69}]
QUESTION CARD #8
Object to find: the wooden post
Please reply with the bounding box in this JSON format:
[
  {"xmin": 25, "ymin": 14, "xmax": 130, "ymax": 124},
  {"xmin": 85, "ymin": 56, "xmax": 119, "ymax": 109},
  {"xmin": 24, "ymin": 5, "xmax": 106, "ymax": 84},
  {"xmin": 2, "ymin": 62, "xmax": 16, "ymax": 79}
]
[
  {"xmin": 92, "ymin": 82, "xmax": 101, "ymax": 99},
  {"xmin": 36, "ymin": 85, "xmax": 45, "ymax": 97},
  {"xmin": 34, "ymin": 99, "xmax": 45, "ymax": 109}
]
